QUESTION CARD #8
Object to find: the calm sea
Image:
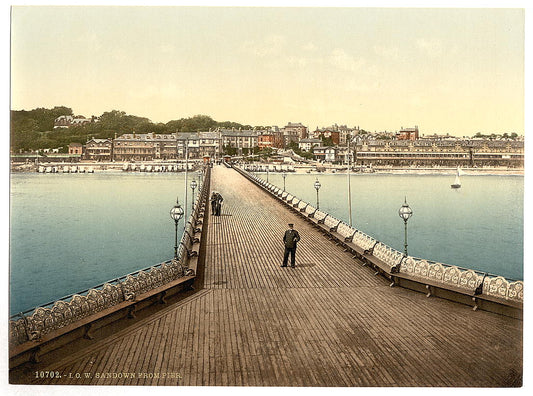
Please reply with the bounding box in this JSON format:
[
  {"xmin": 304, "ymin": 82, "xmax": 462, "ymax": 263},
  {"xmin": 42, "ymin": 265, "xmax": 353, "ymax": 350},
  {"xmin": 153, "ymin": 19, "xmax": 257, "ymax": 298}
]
[
  {"xmin": 9, "ymin": 170, "xmax": 523, "ymax": 315},
  {"xmin": 10, "ymin": 172, "xmax": 193, "ymax": 315}
]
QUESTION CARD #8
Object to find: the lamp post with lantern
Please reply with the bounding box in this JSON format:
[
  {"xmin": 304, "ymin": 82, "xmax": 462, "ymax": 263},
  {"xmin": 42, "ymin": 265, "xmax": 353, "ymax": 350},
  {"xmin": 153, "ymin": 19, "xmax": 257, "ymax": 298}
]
[
  {"xmin": 170, "ymin": 198, "xmax": 184, "ymax": 259},
  {"xmin": 314, "ymin": 178, "xmax": 321, "ymax": 210},
  {"xmin": 190, "ymin": 179, "xmax": 197, "ymax": 209},
  {"xmin": 398, "ymin": 197, "xmax": 413, "ymax": 257},
  {"xmin": 197, "ymin": 170, "xmax": 203, "ymax": 187}
]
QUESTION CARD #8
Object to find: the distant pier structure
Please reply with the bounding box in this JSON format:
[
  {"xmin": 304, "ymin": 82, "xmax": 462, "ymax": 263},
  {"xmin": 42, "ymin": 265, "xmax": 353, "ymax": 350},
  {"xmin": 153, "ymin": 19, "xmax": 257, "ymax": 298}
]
[{"xmin": 10, "ymin": 164, "xmax": 522, "ymax": 386}]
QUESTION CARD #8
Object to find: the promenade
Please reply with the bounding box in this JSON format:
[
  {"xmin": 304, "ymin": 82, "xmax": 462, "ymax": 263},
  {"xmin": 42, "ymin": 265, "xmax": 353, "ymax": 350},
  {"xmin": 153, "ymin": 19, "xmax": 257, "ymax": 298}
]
[{"xmin": 13, "ymin": 165, "xmax": 522, "ymax": 386}]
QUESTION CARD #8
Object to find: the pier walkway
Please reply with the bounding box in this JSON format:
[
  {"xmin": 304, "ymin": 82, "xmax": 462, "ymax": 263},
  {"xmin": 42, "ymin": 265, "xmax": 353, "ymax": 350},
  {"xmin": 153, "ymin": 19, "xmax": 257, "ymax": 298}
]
[{"xmin": 14, "ymin": 165, "xmax": 522, "ymax": 386}]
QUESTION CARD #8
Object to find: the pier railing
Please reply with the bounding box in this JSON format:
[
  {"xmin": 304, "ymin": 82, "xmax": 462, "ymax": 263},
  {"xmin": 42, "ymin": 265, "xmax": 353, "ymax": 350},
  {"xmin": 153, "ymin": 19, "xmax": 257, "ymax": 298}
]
[
  {"xmin": 9, "ymin": 166, "xmax": 211, "ymax": 361},
  {"xmin": 234, "ymin": 165, "xmax": 523, "ymax": 317}
]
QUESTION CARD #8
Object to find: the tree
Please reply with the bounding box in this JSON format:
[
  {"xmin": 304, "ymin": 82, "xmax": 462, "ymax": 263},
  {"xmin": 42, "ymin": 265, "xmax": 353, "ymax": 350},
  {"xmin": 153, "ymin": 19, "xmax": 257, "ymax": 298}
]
[
  {"xmin": 321, "ymin": 136, "xmax": 334, "ymax": 146},
  {"xmin": 222, "ymin": 145, "xmax": 238, "ymax": 156}
]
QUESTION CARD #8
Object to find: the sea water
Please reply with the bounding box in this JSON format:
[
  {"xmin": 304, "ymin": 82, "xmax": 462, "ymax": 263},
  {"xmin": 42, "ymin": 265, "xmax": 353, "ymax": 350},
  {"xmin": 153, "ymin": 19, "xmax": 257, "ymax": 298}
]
[
  {"xmin": 9, "ymin": 171, "xmax": 523, "ymax": 315},
  {"xmin": 10, "ymin": 172, "xmax": 192, "ymax": 315}
]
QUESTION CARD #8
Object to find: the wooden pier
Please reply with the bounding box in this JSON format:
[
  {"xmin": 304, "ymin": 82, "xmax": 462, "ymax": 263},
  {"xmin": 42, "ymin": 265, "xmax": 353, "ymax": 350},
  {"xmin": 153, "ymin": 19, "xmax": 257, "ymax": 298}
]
[{"xmin": 11, "ymin": 165, "xmax": 522, "ymax": 386}]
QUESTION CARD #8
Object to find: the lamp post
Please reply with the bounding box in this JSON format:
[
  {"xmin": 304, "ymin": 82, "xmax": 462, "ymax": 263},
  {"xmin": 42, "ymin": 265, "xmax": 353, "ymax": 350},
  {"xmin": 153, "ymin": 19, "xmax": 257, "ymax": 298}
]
[
  {"xmin": 398, "ymin": 197, "xmax": 413, "ymax": 257},
  {"xmin": 314, "ymin": 178, "xmax": 321, "ymax": 209},
  {"xmin": 190, "ymin": 179, "xmax": 197, "ymax": 209},
  {"xmin": 170, "ymin": 198, "xmax": 184, "ymax": 258},
  {"xmin": 197, "ymin": 170, "xmax": 203, "ymax": 187},
  {"xmin": 183, "ymin": 137, "xmax": 189, "ymax": 224},
  {"xmin": 347, "ymin": 138, "xmax": 352, "ymax": 227},
  {"xmin": 282, "ymin": 172, "xmax": 287, "ymax": 191}
]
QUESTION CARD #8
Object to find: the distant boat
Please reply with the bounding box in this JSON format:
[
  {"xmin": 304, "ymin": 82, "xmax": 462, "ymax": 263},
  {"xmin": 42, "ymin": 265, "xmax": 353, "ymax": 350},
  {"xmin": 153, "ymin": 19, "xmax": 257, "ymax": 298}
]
[{"xmin": 451, "ymin": 168, "xmax": 461, "ymax": 189}]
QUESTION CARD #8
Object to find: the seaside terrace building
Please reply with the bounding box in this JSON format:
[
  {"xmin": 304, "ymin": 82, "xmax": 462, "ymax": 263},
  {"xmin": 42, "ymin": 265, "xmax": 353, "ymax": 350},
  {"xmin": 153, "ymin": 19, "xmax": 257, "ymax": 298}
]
[
  {"xmin": 312, "ymin": 127, "xmax": 349, "ymax": 146},
  {"xmin": 353, "ymin": 138, "xmax": 524, "ymax": 168},
  {"xmin": 312, "ymin": 146, "xmax": 345, "ymax": 163},
  {"xmin": 113, "ymin": 133, "xmax": 159, "ymax": 161},
  {"xmin": 197, "ymin": 131, "xmax": 221, "ymax": 160},
  {"xmin": 298, "ymin": 138, "xmax": 322, "ymax": 152},
  {"xmin": 68, "ymin": 142, "xmax": 83, "ymax": 155},
  {"xmin": 112, "ymin": 132, "xmax": 221, "ymax": 161},
  {"xmin": 220, "ymin": 128, "xmax": 261, "ymax": 155},
  {"xmin": 258, "ymin": 128, "xmax": 284, "ymax": 149},
  {"xmin": 283, "ymin": 122, "xmax": 308, "ymax": 147},
  {"xmin": 397, "ymin": 126, "xmax": 419, "ymax": 140},
  {"xmin": 85, "ymin": 138, "xmax": 113, "ymax": 161},
  {"xmin": 313, "ymin": 124, "xmax": 356, "ymax": 146}
]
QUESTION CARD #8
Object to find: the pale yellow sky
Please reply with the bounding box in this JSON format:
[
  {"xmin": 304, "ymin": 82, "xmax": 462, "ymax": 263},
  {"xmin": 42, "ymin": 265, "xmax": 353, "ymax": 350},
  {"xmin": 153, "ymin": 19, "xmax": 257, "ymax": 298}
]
[{"xmin": 10, "ymin": 6, "xmax": 525, "ymax": 136}]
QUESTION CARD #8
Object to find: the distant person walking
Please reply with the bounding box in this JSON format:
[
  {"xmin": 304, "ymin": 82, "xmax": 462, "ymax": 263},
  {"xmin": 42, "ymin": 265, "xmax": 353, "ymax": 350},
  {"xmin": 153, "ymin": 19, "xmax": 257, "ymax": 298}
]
[
  {"xmin": 281, "ymin": 223, "xmax": 300, "ymax": 268},
  {"xmin": 210, "ymin": 192, "xmax": 218, "ymax": 216},
  {"xmin": 215, "ymin": 193, "xmax": 223, "ymax": 216}
]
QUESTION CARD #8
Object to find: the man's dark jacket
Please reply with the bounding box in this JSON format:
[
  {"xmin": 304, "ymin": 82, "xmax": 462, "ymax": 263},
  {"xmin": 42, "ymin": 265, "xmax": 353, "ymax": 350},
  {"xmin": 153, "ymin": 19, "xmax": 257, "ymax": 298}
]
[{"xmin": 283, "ymin": 229, "xmax": 300, "ymax": 248}]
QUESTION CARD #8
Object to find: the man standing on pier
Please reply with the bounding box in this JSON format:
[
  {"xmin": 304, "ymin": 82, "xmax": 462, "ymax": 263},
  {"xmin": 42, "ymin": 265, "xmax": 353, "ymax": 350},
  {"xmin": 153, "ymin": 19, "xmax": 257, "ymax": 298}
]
[{"xmin": 282, "ymin": 223, "xmax": 300, "ymax": 268}]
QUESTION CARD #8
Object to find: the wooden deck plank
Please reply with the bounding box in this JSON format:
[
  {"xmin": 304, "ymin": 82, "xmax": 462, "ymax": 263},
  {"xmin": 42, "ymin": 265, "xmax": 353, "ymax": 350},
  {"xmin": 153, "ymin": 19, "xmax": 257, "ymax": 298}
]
[
  {"xmin": 114, "ymin": 326, "xmax": 145, "ymax": 385},
  {"xmin": 134, "ymin": 315, "xmax": 163, "ymax": 385}
]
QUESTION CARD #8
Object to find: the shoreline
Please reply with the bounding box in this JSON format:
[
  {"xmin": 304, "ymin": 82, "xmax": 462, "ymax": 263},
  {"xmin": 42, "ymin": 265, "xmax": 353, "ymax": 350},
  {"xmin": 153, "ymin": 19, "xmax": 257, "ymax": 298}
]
[{"xmin": 10, "ymin": 161, "xmax": 524, "ymax": 176}]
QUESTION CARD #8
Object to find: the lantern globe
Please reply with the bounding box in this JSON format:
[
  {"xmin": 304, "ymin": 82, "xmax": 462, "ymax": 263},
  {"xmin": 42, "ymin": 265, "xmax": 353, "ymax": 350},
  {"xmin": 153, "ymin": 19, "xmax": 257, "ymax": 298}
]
[
  {"xmin": 170, "ymin": 204, "xmax": 184, "ymax": 221},
  {"xmin": 398, "ymin": 202, "xmax": 413, "ymax": 221}
]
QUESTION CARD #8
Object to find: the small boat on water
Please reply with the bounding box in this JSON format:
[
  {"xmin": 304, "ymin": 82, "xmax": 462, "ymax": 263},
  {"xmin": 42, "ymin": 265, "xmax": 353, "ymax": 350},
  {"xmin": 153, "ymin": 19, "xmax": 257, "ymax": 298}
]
[{"xmin": 451, "ymin": 167, "xmax": 461, "ymax": 189}]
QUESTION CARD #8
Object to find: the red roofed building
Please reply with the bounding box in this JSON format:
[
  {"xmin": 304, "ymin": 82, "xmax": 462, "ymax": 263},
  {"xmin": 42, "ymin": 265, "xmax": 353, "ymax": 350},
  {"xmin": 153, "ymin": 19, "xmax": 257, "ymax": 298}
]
[{"xmin": 397, "ymin": 126, "xmax": 419, "ymax": 140}]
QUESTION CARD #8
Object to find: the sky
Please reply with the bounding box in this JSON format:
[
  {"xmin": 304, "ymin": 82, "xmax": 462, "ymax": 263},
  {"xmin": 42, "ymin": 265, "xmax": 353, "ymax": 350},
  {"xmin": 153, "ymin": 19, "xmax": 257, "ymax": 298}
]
[{"xmin": 10, "ymin": 4, "xmax": 526, "ymax": 136}]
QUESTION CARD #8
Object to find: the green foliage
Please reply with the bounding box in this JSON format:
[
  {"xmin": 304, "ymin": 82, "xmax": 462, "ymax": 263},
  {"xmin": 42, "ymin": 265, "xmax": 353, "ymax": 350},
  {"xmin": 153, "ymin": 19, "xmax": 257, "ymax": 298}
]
[
  {"xmin": 257, "ymin": 147, "xmax": 273, "ymax": 158},
  {"xmin": 11, "ymin": 106, "xmax": 73, "ymax": 151},
  {"xmin": 287, "ymin": 140, "xmax": 313, "ymax": 159},
  {"xmin": 222, "ymin": 145, "xmax": 238, "ymax": 156},
  {"xmin": 287, "ymin": 140, "xmax": 298, "ymax": 150},
  {"xmin": 474, "ymin": 132, "xmax": 519, "ymax": 140},
  {"xmin": 11, "ymin": 107, "xmax": 253, "ymax": 152},
  {"xmin": 321, "ymin": 136, "xmax": 334, "ymax": 146}
]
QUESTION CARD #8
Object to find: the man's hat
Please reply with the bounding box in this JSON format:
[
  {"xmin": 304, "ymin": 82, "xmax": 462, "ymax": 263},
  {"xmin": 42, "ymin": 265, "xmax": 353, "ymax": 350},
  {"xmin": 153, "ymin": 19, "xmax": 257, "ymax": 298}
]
[{"xmin": 288, "ymin": 223, "xmax": 294, "ymax": 226}]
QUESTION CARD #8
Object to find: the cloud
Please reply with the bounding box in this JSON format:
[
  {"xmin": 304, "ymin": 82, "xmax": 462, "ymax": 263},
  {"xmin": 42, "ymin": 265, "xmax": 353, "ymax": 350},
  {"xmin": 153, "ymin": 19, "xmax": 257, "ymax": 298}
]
[
  {"xmin": 287, "ymin": 56, "xmax": 309, "ymax": 68},
  {"xmin": 373, "ymin": 45, "xmax": 405, "ymax": 62},
  {"xmin": 244, "ymin": 34, "xmax": 287, "ymax": 57},
  {"xmin": 328, "ymin": 48, "xmax": 366, "ymax": 73},
  {"xmin": 416, "ymin": 38, "xmax": 444, "ymax": 58}
]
